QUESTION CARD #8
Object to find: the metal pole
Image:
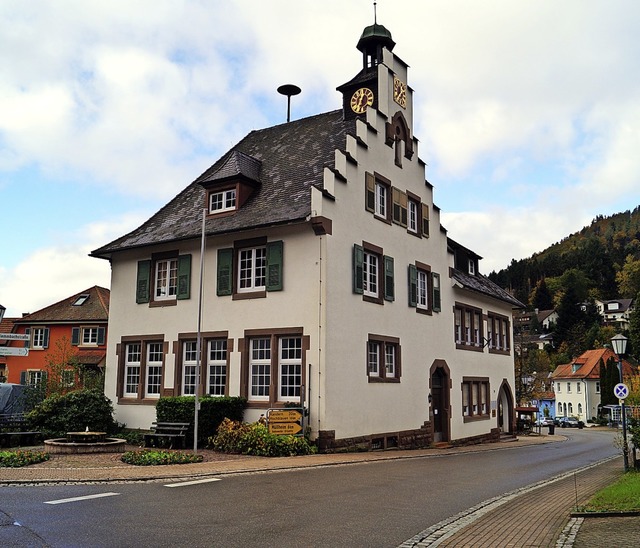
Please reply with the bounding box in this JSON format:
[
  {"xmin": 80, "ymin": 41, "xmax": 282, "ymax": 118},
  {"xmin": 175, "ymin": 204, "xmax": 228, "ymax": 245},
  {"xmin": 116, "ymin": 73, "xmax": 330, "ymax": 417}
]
[
  {"xmin": 193, "ymin": 208, "xmax": 206, "ymax": 454},
  {"xmin": 618, "ymin": 357, "xmax": 629, "ymax": 472}
]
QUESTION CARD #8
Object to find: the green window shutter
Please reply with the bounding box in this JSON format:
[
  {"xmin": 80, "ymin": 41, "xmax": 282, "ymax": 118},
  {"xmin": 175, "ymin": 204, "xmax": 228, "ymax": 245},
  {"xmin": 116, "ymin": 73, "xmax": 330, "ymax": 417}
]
[
  {"xmin": 365, "ymin": 173, "xmax": 375, "ymax": 213},
  {"xmin": 384, "ymin": 255, "xmax": 395, "ymax": 301},
  {"xmin": 136, "ymin": 260, "xmax": 152, "ymax": 304},
  {"xmin": 43, "ymin": 328, "xmax": 50, "ymax": 349},
  {"xmin": 71, "ymin": 327, "xmax": 80, "ymax": 346},
  {"xmin": 266, "ymin": 240, "xmax": 284, "ymax": 291},
  {"xmin": 217, "ymin": 248, "xmax": 234, "ymax": 296},
  {"xmin": 421, "ymin": 203, "xmax": 430, "ymax": 237},
  {"xmin": 177, "ymin": 254, "xmax": 192, "ymax": 300},
  {"xmin": 432, "ymin": 272, "xmax": 441, "ymax": 312},
  {"xmin": 392, "ymin": 188, "xmax": 408, "ymax": 227},
  {"xmin": 353, "ymin": 244, "xmax": 364, "ymax": 294},
  {"xmin": 408, "ymin": 264, "xmax": 417, "ymax": 307},
  {"xmin": 97, "ymin": 327, "xmax": 106, "ymax": 345},
  {"xmin": 24, "ymin": 328, "xmax": 30, "ymax": 348},
  {"xmin": 20, "ymin": 371, "xmax": 27, "ymax": 385}
]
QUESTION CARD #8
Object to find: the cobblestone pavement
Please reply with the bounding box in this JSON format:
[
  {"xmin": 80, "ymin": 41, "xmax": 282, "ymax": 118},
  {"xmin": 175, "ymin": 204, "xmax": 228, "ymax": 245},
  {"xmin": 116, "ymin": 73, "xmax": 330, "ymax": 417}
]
[{"xmin": 1, "ymin": 435, "xmax": 637, "ymax": 546}]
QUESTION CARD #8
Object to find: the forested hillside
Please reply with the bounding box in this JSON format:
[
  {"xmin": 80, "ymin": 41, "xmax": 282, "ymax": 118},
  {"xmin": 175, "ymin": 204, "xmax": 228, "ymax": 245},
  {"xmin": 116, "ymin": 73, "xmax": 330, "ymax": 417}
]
[{"xmin": 489, "ymin": 206, "xmax": 640, "ymax": 308}]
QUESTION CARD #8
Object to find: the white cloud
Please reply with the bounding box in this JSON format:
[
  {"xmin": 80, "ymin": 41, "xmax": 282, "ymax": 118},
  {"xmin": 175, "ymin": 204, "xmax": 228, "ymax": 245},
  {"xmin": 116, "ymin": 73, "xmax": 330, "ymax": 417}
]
[
  {"xmin": 0, "ymin": 212, "xmax": 146, "ymax": 317},
  {"xmin": 1, "ymin": 0, "xmax": 640, "ymax": 307}
]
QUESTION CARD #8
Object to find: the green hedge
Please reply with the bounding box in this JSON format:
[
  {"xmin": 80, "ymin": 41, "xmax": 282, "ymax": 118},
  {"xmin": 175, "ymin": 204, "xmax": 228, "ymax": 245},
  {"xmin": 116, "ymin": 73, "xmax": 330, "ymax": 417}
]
[
  {"xmin": 155, "ymin": 396, "xmax": 246, "ymax": 447},
  {"xmin": 25, "ymin": 389, "xmax": 117, "ymax": 438}
]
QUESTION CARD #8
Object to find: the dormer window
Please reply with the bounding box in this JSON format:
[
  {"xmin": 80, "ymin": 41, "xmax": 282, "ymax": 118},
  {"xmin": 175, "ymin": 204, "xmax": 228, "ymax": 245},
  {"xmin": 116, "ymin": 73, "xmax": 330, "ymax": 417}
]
[
  {"xmin": 209, "ymin": 188, "xmax": 237, "ymax": 215},
  {"xmin": 73, "ymin": 294, "xmax": 89, "ymax": 306},
  {"xmin": 468, "ymin": 260, "xmax": 476, "ymax": 275}
]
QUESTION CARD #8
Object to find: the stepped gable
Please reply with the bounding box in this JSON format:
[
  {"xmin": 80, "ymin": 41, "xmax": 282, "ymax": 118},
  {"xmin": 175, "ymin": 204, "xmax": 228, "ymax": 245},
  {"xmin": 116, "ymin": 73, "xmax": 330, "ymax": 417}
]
[{"xmin": 92, "ymin": 110, "xmax": 354, "ymax": 258}]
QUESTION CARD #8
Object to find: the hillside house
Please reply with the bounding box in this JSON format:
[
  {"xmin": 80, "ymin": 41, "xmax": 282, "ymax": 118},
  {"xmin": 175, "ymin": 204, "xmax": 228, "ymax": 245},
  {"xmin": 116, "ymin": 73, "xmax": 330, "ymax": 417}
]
[
  {"xmin": 92, "ymin": 21, "xmax": 523, "ymax": 450},
  {"xmin": 551, "ymin": 348, "xmax": 635, "ymax": 423}
]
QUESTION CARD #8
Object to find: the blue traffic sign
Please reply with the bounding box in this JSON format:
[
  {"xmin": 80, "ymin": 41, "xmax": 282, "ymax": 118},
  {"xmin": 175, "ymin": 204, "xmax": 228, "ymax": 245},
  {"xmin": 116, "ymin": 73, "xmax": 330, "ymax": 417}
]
[{"xmin": 614, "ymin": 383, "xmax": 629, "ymax": 400}]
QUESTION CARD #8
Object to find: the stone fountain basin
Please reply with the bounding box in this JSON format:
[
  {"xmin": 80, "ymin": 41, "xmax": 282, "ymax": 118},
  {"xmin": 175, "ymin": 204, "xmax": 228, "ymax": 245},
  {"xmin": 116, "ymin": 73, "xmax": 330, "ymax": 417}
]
[{"xmin": 44, "ymin": 433, "xmax": 126, "ymax": 454}]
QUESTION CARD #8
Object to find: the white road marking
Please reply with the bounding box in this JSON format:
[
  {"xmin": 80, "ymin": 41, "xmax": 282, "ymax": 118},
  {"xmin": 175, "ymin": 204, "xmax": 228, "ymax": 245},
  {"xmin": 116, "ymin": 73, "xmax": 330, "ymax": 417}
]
[
  {"xmin": 164, "ymin": 478, "xmax": 221, "ymax": 488},
  {"xmin": 44, "ymin": 492, "xmax": 121, "ymax": 505}
]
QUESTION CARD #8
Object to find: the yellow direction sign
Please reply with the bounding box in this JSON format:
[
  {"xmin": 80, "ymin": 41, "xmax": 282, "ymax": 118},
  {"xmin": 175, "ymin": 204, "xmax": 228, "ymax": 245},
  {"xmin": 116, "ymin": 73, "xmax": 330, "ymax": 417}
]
[
  {"xmin": 268, "ymin": 409, "xmax": 302, "ymax": 423},
  {"xmin": 268, "ymin": 422, "xmax": 303, "ymax": 435}
]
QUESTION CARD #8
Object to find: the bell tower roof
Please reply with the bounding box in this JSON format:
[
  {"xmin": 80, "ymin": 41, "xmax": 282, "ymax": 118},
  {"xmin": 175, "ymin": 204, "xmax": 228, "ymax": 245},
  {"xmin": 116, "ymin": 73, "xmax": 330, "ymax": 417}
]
[{"xmin": 356, "ymin": 23, "xmax": 395, "ymax": 53}]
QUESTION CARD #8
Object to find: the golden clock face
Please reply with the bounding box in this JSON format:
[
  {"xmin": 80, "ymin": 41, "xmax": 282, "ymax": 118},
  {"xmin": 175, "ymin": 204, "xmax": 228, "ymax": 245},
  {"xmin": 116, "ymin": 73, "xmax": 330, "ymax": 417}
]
[
  {"xmin": 393, "ymin": 76, "xmax": 407, "ymax": 108},
  {"xmin": 350, "ymin": 87, "xmax": 374, "ymax": 114}
]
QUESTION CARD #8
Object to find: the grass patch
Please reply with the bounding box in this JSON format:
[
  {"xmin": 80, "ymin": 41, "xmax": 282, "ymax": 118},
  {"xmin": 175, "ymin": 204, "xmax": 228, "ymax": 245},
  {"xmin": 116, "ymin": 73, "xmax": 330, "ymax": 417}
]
[
  {"xmin": 121, "ymin": 449, "xmax": 203, "ymax": 466},
  {"xmin": 0, "ymin": 450, "xmax": 50, "ymax": 468},
  {"xmin": 580, "ymin": 471, "xmax": 640, "ymax": 512}
]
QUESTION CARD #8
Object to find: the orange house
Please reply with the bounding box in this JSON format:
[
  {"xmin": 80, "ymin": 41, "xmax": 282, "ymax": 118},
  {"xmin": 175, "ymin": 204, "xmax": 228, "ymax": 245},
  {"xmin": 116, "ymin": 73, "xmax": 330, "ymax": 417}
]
[{"xmin": 3, "ymin": 287, "xmax": 109, "ymax": 388}]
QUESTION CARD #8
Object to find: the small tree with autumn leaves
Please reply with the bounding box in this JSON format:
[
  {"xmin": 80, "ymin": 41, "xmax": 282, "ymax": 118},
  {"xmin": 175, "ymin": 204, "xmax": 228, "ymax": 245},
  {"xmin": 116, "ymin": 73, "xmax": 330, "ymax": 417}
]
[{"xmin": 44, "ymin": 336, "xmax": 81, "ymax": 397}]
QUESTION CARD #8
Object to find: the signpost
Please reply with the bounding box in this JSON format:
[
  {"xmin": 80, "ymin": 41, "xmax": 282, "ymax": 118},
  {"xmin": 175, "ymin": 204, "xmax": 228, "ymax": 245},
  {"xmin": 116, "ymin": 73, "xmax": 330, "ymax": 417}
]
[
  {"xmin": 267, "ymin": 408, "xmax": 304, "ymax": 436},
  {"xmin": 0, "ymin": 333, "xmax": 30, "ymax": 341},
  {"xmin": 0, "ymin": 347, "xmax": 29, "ymax": 357}
]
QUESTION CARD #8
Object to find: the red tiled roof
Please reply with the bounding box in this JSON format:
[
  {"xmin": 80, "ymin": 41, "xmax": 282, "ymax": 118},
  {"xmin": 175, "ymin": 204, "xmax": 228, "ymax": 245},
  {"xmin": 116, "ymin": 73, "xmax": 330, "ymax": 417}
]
[
  {"xmin": 14, "ymin": 286, "xmax": 109, "ymax": 324},
  {"xmin": 551, "ymin": 348, "xmax": 636, "ymax": 380},
  {"xmin": 0, "ymin": 317, "xmax": 18, "ymax": 346},
  {"xmin": 76, "ymin": 350, "xmax": 106, "ymax": 365}
]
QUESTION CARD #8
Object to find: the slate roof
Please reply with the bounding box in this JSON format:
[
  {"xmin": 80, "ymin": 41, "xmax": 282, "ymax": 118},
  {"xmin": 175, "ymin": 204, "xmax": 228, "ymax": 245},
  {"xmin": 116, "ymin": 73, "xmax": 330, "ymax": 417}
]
[
  {"xmin": 92, "ymin": 110, "xmax": 355, "ymax": 258},
  {"xmin": 451, "ymin": 269, "xmax": 524, "ymax": 308},
  {"xmin": 551, "ymin": 348, "xmax": 636, "ymax": 380},
  {"xmin": 13, "ymin": 286, "xmax": 110, "ymax": 324}
]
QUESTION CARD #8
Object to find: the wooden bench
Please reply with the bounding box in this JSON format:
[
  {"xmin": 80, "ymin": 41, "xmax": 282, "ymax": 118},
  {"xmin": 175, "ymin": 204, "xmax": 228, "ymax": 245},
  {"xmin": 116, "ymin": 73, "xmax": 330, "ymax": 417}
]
[
  {"xmin": 143, "ymin": 422, "xmax": 190, "ymax": 449},
  {"xmin": 0, "ymin": 414, "xmax": 42, "ymax": 448}
]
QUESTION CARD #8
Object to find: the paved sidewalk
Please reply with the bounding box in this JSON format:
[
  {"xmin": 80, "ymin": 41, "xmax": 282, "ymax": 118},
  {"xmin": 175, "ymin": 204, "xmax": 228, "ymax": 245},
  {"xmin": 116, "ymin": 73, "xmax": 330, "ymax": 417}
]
[{"xmin": 1, "ymin": 434, "xmax": 637, "ymax": 546}]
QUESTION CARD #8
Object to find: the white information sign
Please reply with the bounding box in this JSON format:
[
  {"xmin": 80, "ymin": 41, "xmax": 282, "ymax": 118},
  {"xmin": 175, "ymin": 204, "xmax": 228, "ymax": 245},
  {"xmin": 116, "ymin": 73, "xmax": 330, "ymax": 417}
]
[{"xmin": 0, "ymin": 347, "xmax": 29, "ymax": 357}]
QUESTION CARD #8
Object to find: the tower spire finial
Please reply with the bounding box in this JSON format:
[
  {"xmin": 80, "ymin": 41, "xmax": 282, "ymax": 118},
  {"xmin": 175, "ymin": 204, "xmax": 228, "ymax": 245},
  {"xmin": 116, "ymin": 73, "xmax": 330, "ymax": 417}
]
[{"xmin": 374, "ymin": 1, "xmax": 377, "ymax": 24}]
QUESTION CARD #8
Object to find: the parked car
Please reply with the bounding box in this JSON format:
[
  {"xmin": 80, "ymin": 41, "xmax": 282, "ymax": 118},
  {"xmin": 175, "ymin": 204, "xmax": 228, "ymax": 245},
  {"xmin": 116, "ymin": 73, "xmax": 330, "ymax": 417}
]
[
  {"xmin": 558, "ymin": 417, "xmax": 580, "ymax": 428},
  {"xmin": 536, "ymin": 417, "xmax": 554, "ymax": 426}
]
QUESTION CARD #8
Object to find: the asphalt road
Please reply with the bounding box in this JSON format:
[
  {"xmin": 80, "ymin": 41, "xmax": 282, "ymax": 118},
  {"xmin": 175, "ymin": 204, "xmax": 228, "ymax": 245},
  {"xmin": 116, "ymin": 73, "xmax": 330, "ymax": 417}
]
[{"xmin": 0, "ymin": 428, "xmax": 619, "ymax": 548}]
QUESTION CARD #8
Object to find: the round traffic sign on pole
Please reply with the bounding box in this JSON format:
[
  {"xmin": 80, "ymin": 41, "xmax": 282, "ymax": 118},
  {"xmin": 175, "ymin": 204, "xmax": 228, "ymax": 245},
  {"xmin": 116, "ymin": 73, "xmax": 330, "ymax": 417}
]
[{"xmin": 614, "ymin": 383, "xmax": 629, "ymax": 400}]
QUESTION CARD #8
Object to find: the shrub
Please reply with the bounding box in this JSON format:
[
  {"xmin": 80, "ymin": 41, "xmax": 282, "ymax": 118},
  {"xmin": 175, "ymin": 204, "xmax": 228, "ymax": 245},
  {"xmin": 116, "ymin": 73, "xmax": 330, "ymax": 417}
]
[
  {"xmin": 25, "ymin": 389, "xmax": 117, "ymax": 438},
  {"xmin": 155, "ymin": 396, "xmax": 246, "ymax": 447},
  {"xmin": 210, "ymin": 418, "xmax": 317, "ymax": 457},
  {"xmin": 0, "ymin": 450, "xmax": 50, "ymax": 467},
  {"xmin": 121, "ymin": 449, "xmax": 203, "ymax": 466}
]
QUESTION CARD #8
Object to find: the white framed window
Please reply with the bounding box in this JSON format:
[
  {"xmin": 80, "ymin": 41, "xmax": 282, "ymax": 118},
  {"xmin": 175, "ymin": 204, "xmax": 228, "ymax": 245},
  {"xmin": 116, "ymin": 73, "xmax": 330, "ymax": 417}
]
[
  {"xmin": 249, "ymin": 338, "xmax": 271, "ymax": 401},
  {"xmin": 182, "ymin": 341, "xmax": 198, "ymax": 395},
  {"xmin": 27, "ymin": 370, "xmax": 43, "ymax": 386},
  {"xmin": 408, "ymin": 200, "xmax": 418, "ymax": 233},
  {"xmin": 417, "ymin": 270, "xmax": 428, "ymax": 310},
  {"xmin": 82, "ymin": 327, "xmax": 98, "ymax": 346},
  {"xmin": 208, "ymin": 339, "xmax": 227, "ymax": 396},
  {"xmin": 367, "ymin": 335, "xmax": 401, "ymax": 382},
  {"xmin": 124, "ymin": 343, "xmax": 141, "ymax": 397},
  {"xmin": 595, "ymin": 381, "xmax": 600, "ymax": 393},
  {"xmin": 62, "ymin": 369, "xmax": 75, "ymax": 388},
  {"xmin": 375, "ymin": 182, "xmax": 387, "ymax": 218},
  {"xmin": 32, "ymin": 327, "xmax": 47, "ymax": 349},
  {"xmin": 462, "ymin": 378, "xmax": 489, "ymax": 419},
  {"xmin": 577, "ymin": 382, "xmax": 581, "ymax": 393},
  {"xmin": 363, "ymin": 251, "xmax": 379, "ymax": 298},
  {"xmin": 368, "ymin": 341, "xmax": 380, "ymax": 377},
  {"xmin": 385, "ymin": 344, "xmax": 396, "ymax": 377},
  {"xmin": 556, "ymin": 382, "xmax": 561, "ymax": 393},
  {"xmin": 468, "ymin": 259, "xmax": 475, "ymax": 275},
  {"xmin": 278, "ymin": 337, "xmax": 302, "ymax": 401},
  {"xmin": 238, "ymin": 247, "xmax": 267, "ymax": 292},
  {"xmin": 145, "ymin": 342, "xmax": 164, "ymax": 397},
  {"xmin": 155, "ymin": 258, "xmax": 178, "ymax": 300},
  {"xmin": 209, "ymin": 188, "xmax": 236, "ymax": 214},
  {"xmin": 567, "ymin": 382, "xmax": 571, "ymax": 393}
]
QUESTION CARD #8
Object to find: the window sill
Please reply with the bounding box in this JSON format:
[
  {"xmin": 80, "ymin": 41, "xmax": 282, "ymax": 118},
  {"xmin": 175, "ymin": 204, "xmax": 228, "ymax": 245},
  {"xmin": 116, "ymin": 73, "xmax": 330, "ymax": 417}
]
[
  {"xmin": 455, "ymin": 343, "xmax": 484, "ymax": 352},
  {"xmin": 488, "ymin": 349, "xmax": 511, "ymax": 356},
  {"xmin": 149, "ymin": 299, "xmax": 177, "ymax": 308},
  {"xmin": 233, "ymin": 290, "xmax": 267, "ymax": 301},
  {"xmin": 367, "ymin": 376, "xmax": 401, "ymax": 383},
  {"xmin": 463, "ymin": 414, "xmax": 490, "ymax": 423}
]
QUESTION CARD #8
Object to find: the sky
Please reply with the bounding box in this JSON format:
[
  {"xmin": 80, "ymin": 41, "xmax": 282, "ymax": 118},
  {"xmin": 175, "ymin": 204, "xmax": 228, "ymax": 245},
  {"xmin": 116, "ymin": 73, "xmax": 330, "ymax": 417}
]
[{"xmin": 2, "ymin": 0, "xmax": 640, "ymax": 318}]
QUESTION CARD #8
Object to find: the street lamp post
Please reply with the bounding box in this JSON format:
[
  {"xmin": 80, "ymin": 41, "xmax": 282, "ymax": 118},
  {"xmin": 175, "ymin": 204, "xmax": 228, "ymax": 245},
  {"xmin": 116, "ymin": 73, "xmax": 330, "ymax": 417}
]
[{"xmin": 611, "ymin": 334, "xmax": 630, "ymax": 472}]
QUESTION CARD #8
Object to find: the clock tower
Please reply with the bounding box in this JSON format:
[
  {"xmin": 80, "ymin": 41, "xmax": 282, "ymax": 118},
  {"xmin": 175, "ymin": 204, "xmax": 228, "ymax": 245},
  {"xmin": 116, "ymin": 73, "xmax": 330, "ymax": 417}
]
[{"xmin": 338, "ymin": 19, "xmax": 414, "ymax": 159}]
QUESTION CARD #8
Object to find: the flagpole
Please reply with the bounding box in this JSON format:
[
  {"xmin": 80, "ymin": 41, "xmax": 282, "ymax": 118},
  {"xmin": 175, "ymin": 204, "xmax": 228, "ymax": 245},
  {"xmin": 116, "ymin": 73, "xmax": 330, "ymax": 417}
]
[{"xmin": 193, "ymin": 208, "xmax": 206, "ymax": 453}]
